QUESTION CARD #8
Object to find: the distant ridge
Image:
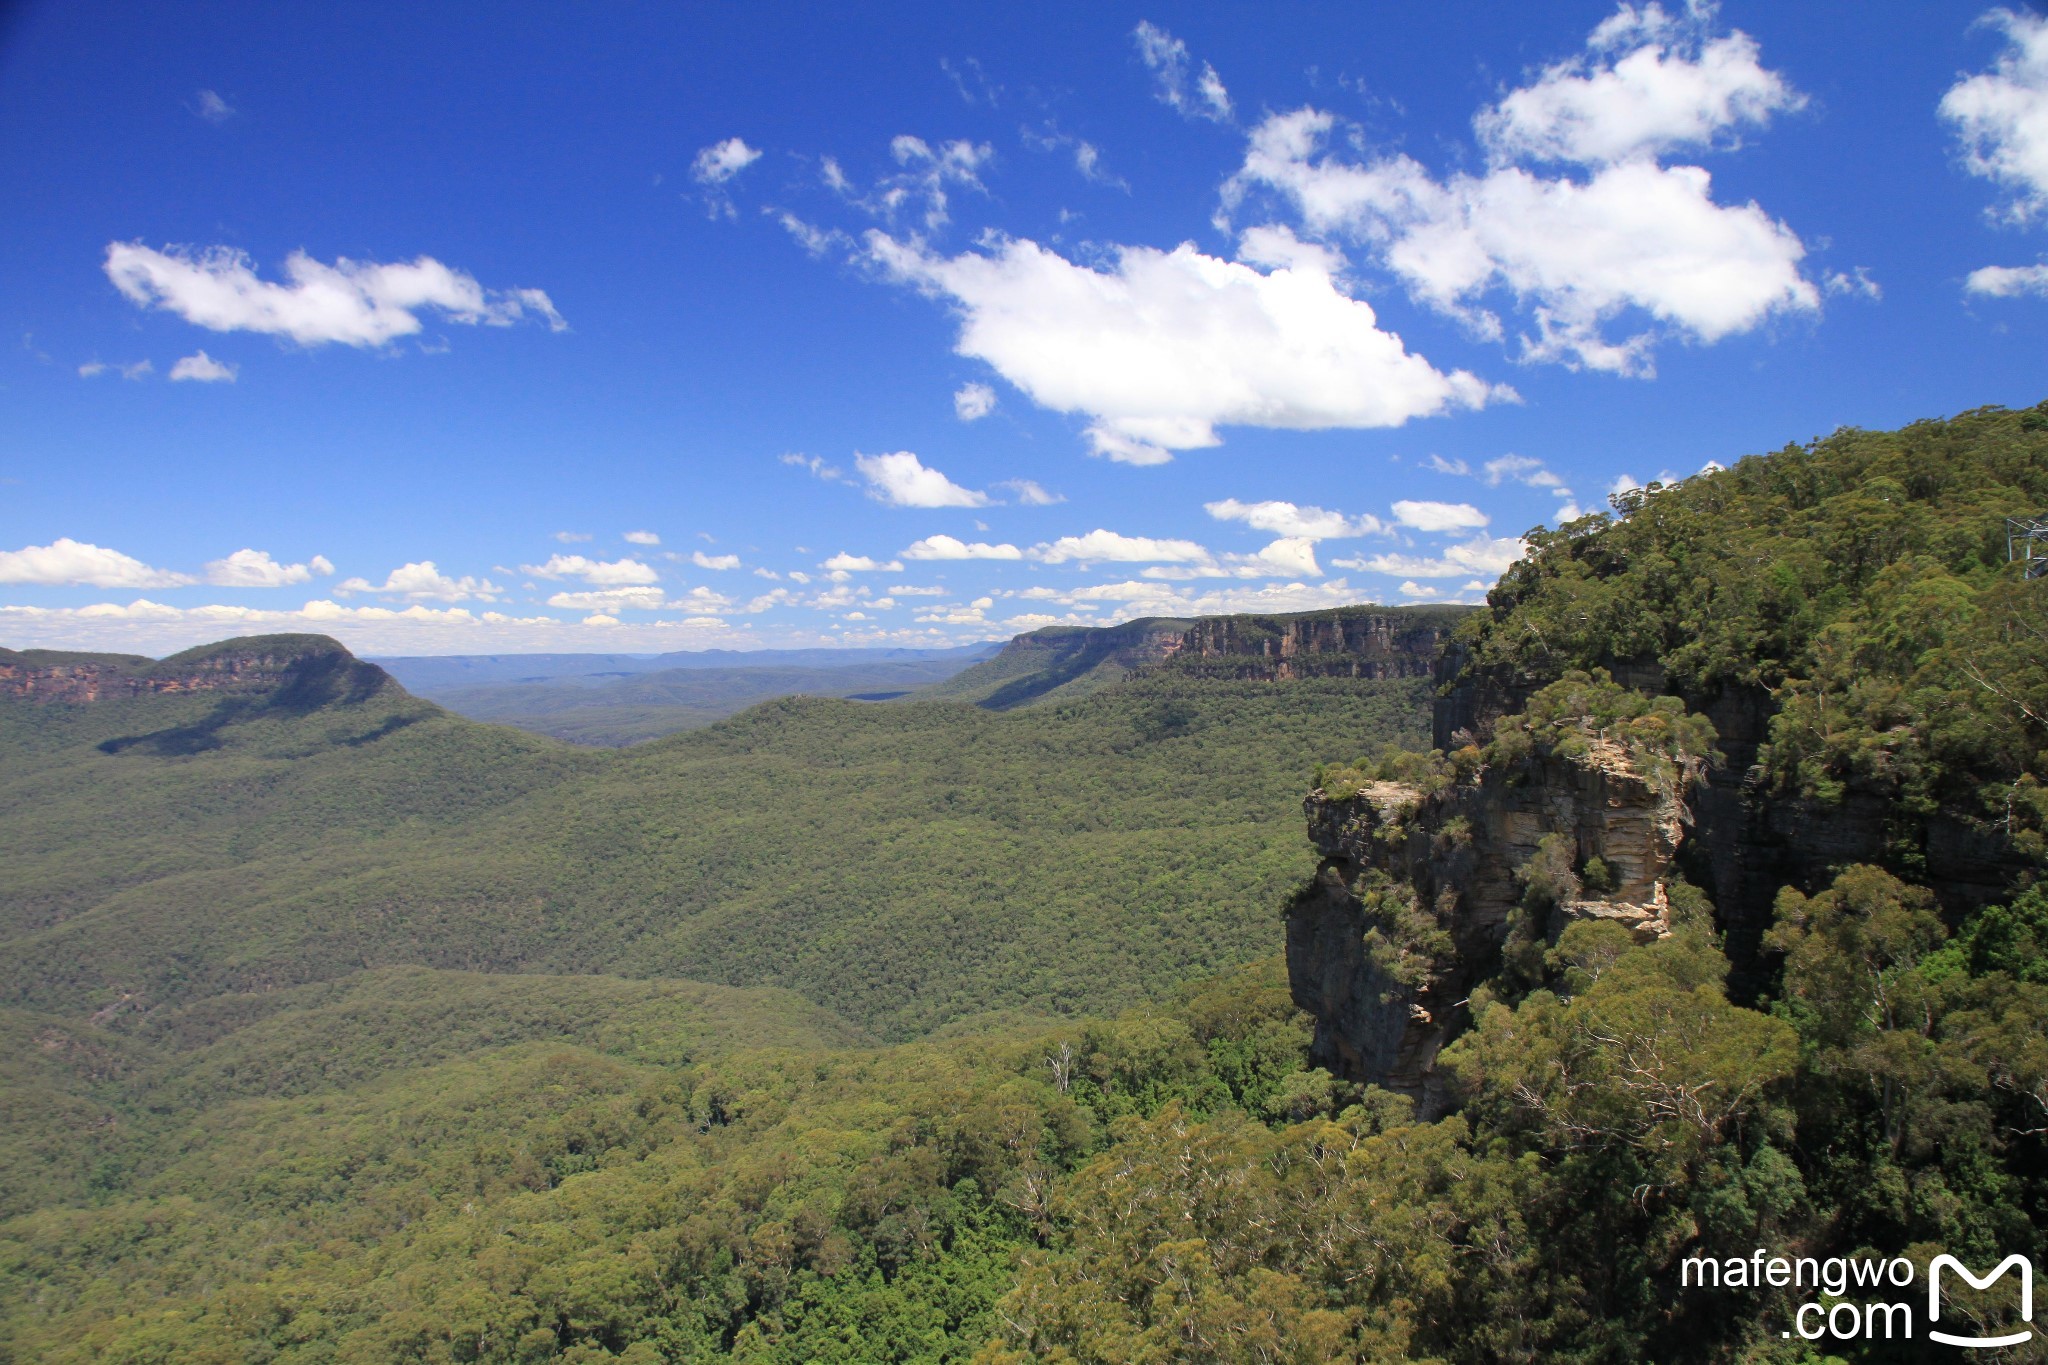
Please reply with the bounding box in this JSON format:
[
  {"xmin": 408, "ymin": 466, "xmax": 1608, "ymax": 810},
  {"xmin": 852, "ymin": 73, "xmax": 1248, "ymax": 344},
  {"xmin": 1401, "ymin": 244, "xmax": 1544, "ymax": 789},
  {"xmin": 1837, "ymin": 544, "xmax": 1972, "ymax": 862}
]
[
  {"xmin": 0, "ymin": 634, "xmax": 419, "ymax": 757},
  {"xmin": 0, "ymin": 634, "xmax": 392, "ymax": 706},
  {"xmin": 923, "ymin": 604, "xmax": 1478, "ymax": 711},
  {"xmin": 373, "ymin": 642, "xmax": 1000, "ymax": 693},
  {"xmin": 917, "ymin": 617, "xmax": 1193, "ymax": 709}
]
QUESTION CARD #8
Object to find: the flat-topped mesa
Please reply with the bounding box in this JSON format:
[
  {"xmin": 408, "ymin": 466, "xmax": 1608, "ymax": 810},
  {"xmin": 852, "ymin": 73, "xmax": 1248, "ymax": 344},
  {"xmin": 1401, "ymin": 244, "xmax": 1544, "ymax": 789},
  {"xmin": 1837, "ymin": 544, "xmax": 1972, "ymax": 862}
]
[
  {"xmin": 1289, "ymin": 722, "xmax": 1698, "ymax": 1117},
  {"xmin": 0, "ymin": 635, "xmax": 389, "ymax": 705},
  {"xmin": 1171, "ymin": 606, "xmax": 1472, "ymax": 682}
]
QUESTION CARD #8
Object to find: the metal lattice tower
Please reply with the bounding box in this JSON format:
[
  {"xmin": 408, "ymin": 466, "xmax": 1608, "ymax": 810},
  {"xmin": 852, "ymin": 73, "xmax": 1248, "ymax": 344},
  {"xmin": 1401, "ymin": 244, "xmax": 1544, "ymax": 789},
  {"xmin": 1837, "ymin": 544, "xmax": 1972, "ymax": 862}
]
[{"xmin": 2010, "ymin": 516, "xmax": 2048, "ymax": 579}]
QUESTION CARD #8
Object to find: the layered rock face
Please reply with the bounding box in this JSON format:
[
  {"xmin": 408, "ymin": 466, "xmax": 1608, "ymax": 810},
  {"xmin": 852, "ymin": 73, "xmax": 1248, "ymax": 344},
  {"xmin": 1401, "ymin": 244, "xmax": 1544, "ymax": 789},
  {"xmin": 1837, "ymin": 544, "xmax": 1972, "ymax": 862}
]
[
  {"xmin": 1288, "ymin": 739, "xmax": 1692, "ymax": 1116},
  {"xmin": 1432, "ymin": 656, "xmax": 2031, "ymax": 983},
  {"xmin": 3, "ymin": 650, "xmax": 298, "ymax": 702},
  {"xmin": 1011, "ymin": 620, "xmax": 1189, "ymax": 673},
  {"xmin": 1175, "ymin": 609, "xmax": 1469, "ymax": 681},
  {"xmin": 0, "ymin": 636, "xmax": 393, "ymax": 707}
]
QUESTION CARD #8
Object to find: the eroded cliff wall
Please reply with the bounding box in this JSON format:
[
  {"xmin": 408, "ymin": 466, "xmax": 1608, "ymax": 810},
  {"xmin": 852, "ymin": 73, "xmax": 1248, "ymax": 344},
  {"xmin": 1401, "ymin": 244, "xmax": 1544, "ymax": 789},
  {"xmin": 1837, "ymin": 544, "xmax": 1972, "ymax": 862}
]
[
  {"xmin": 1174, "ymin": 608, "xmax": 1470, "ymax": 682},
  {"xmin": 1288, "ymin": 738, "xmax": 1693, "ymax": 1116},
  {"xmin": 0, "ymin": 636, "xmax": 395, "ymax": 706}
]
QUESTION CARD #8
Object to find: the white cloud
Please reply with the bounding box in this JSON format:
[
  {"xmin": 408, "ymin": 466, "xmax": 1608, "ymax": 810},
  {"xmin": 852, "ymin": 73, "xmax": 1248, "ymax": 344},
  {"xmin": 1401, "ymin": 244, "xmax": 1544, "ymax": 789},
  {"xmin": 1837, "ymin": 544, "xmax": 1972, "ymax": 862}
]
[
  {"xmin": 1943, "ymin": 10, "xmax": 2048, "ymax": 222},
  {"xmin": 335, "ymin": 560, "xmax": 501, "ymax": 602},
  {"xmin": 1229, "ymin": 119, "xmax": 1816, "ymax": 373},
  {"xmin": 941, "ymin": 55, "xmax": 1000, "ymax": 108},
  {"xmin": 195, "ymin": 89, "xmax": 234, "ymax": 124},
  {"xmin": 518, "ymin": 554, "xmax": 659, "ymax": 585},
  {"xmin": 855, "ymin": 450, "xmax": 993, "ymax": 508},
  {"xmin": 0, "ymin": 538, "xmax": 193, "ymax": 588},
  {"xmin": 821, "ymin": 552, "xmax": 903, "ymax": 572},
  {"xmin": 693, "ymin": 137, "xmax": 763, "ymax": 185},
  {"xmin": 553, "ymin": 530, "xmax": 592, "ymax": 543},
  {"xmin": 1824, "ymin": 267, "xmax": 1881, "ymax": 300},
  {"xmin": 203, "ymin": 548, "xmax": 332, "ymax": 587},
  {"xmin": 1399, "ymin": 581, "xmax": 1441, "ymax": 598},
  {"xmin": 1027, "ymin": 576, "xmax": 1383, "ymax": 617},
  {"xmin": 693, "ymin": 138, "xmax": 765, "ymax": 219},
  {"xmin": 1146, "ymin": 537, "xmax": 1323, "ymax": 580},
  {"xmin": 953, "ymin": 381, "xmax": 997, "ymax": 420},
  {"xmin": 1475, "ymin": 3, "xmax": 1803, "ymax": 166},
  {"xmin": 828, "ymin": 136, "xmax": 993, "ymax": 231},
  {"xmin": 692, "ymin": 550, "xmax": 742, "ymax": 570},
  {"xmin": 888, "ymin": 584, "xmax": 950, "ymax": 595},
  {"xmin": 1965, "ymin": 262, "xmax": 2048, "ymax": 297},
  {"xmin": 1335, "ymin": 534, "xmax": 1526, "ymax": 579},
  {"xmin": 1422, "ymin": 454, "xmax": 1472, "ymax": 475},
  {"xmin": 915, "ymin": 607, "xmax": 988, "ymax": 625},
  {"xmin": 104, "ymin": 243, "xmax": 566, "ymax": 348},
  {"xmin": 1223, "ymin": 4, "xmax": 1817, "ymax": 376},
  {"xmin": 1034, "ymin": 529, "xmax": 1213, "ymax": 564},
  {"xmin": 901, "ymin": 535, "xmax": 1024, "ymax": 560},
  {"xmin": 781, "ymin": 452, "xmax": 851, "ymax": 483},
  {"xmin": 77, "ymin": 361, "xmax": 106, "ymax": 378},
  {"xmin": 1391, "ymin": 499, "xmax": 1489, "ymax": 531},
  {"xmin": 168, "ymin": 350, "xmax": 237, "ymax": 382},
  {"xmin": 996, "ymin": 478, "xmax": 1063, "ymax": 505},
  {"xmin": 1204, "ymin": 497, "xmax": 1381, "ymax": 539},
  {"xmin": 1021, "ymin": 123, "xmax": 1131, "ymax": 191},
  {"xmin": 1610, "ymin": 472, "xmax": 1644, "ymax": 496},
  {"xmin": 623, "ymin": 530, "xmax": 660, "ymax": 545},
  {"xmin": 1073, "ymin": 141, "xmax": 1121, "ymax": 187},
  {"xmin": 0, "ymin": 599, "xmax": 763, "ymax": 656},
  {"xmin": 545, "ymin": 586, "xmax": 669, "ymax": 612},
  {"xmin": 1133, "ymin": 20, "xmax": 1233, "ymax": 123},
  {"xmin": 775, "ymin": 212, "xmax": 852, "ymax": 258},
  {"xmin": 1482, "ymin": 454, "xmax": 1563, "ymax": 487},
  {"xmin": 868, "ymin": 230, "xmax": 1501, "ymax": 462}
]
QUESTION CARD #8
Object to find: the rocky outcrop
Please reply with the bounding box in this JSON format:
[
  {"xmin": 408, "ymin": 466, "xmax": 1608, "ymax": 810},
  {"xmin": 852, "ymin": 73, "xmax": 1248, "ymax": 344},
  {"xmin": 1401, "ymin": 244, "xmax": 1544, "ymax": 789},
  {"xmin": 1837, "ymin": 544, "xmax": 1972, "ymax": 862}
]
[
  {"xmin": 1431, "ymin": 658, "xmax": 2032, "ymax": 992},
  {"xmin": 1174, "ymin": 607, "xmax": 1473, "ymax": 682},
  {"xmin": 943, "ymin": 604, "xmax": 1475, "ymax": 711},
  {"xmin": 4, "ymin": 651, "xmax": 292, "ymax": 702},
  {"xmin": 1288, "ymin": 738, "xmax": 1694, "ymax": 1116},
  {"xmin": 0, "ymin": 635, "xmax": 395, "ymax": 707}
]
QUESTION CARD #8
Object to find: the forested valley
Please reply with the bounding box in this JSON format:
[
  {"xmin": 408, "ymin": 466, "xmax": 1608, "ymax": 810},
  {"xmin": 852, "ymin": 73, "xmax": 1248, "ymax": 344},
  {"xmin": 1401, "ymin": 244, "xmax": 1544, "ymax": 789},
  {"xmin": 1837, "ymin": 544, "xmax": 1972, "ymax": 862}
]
[{"xmin": 3, "ymin": 405, "xmax": 2047, "ymax": 1362}]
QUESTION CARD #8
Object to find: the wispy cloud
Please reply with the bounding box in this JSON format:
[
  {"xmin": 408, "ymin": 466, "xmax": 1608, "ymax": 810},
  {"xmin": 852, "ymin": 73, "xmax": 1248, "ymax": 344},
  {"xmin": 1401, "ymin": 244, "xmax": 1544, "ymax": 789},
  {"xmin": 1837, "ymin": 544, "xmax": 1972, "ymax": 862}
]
[
  {"xmin": 105, "ymin": 244, "xmax": 566, "ymax": 348},
  {"xmin": 1134, "ymin": 20, "xmax": 1233, "ymax": 123}
]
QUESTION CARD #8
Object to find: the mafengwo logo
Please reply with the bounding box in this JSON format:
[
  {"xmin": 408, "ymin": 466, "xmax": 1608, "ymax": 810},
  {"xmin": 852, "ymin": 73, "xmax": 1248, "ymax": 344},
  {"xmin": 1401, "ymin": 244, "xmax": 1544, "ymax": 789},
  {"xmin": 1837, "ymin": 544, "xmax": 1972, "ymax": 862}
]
[{"xmin": 1682, "ymin": 1249, "xmax": 2034, "ymax": 1347}]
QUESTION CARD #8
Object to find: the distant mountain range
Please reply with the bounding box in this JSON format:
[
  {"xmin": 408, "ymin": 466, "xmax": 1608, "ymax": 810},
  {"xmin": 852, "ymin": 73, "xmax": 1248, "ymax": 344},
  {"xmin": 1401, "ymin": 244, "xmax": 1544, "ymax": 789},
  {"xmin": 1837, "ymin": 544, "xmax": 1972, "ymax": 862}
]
[
  {"xmin": 371, "ymin": 642, "xmax": 1002, "ymax": 691},
  {"xmin": 375, "ymin": 607, "xmax": 1474, "ymax": 745}
]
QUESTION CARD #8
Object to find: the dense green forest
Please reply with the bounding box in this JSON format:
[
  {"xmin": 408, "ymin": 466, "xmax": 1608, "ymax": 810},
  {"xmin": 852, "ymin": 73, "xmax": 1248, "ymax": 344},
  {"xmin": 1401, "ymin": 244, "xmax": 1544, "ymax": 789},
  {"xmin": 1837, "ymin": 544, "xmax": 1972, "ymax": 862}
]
[
  {"xmin": 0, "ymin": 661, "xmax": 1429, "ymax": 1039},
  {"xmin": 4, "ymin": 405, "xmax": 2048, "ymax": 1362}
]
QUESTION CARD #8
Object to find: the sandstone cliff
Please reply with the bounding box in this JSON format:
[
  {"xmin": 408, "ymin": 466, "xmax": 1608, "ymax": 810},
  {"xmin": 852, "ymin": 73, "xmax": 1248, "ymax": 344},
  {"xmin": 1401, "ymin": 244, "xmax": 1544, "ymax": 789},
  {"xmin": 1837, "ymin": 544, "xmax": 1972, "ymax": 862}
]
[
  {"xmin": 1431, "ymin": 652, "xmax": 2032, "ymax": 983},
  {"xmin": 933, "ymin": 605, "xmax": 1478, "ymax": 711},
  {"xmin": 1, "ymin": 635, "xmax": 400, "ymax": 724},
  {"xmin": 1171, "ymin": 606, "xmax": 1469, "ymax": 682},
  {"xmin": 1290, "ymin": 712, "xmax": 1700, "ymax": 1116}
]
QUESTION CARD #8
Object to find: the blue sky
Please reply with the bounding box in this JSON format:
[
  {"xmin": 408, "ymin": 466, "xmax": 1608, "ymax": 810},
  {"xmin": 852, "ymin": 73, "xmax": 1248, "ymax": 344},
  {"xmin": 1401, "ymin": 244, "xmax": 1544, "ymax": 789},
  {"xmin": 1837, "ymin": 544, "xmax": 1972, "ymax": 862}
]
[{"xmin": 5, "ymin": 0, "xmax": 2047, "ymax": 655}]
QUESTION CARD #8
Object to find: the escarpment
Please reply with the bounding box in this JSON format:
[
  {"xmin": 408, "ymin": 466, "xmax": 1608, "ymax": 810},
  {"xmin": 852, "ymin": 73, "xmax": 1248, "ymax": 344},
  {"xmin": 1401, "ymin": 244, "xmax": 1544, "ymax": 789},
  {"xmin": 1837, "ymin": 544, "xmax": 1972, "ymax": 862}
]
[
  {"xmin": 1, "ymin": 634, "xmax": 389, "ymax": 705},
  {"xmin": 931, "ymin": 604, "xmax": 1476, "ymax": 709},
  {"xmin": 1290, "ymin": 710, "xmax": 1700, "ymax": 1116},
  {"xmin": 1432, "ymin": 652, "xmax": 2036, "ymax": 978},
  {"xmin": 1170, "ymin": 606, "xmax": 1470, "ymax": 681}
]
